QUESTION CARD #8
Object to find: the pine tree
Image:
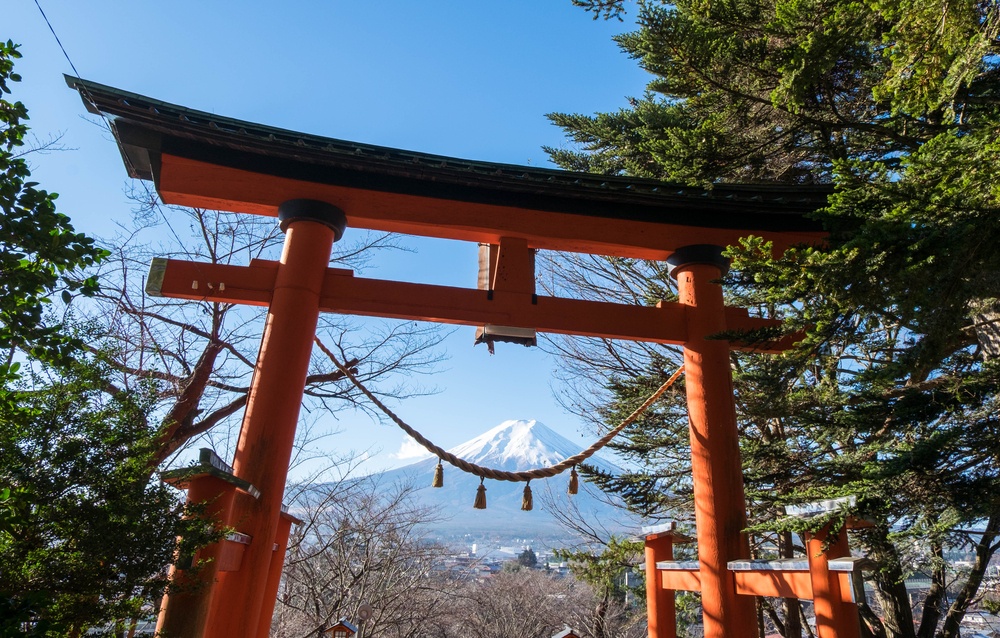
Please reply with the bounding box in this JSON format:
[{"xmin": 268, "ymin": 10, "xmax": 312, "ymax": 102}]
[
  {"xmin": 548, "ymin": 2, "xmax": 1000, "ymax": 637},
  {"xmin": 518, "ymin": 547, "xmax": 539, "ymax": 568}
]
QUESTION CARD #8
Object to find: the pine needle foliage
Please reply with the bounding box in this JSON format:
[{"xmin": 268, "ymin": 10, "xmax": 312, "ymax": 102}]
[{"xmin": 550, "ymin": 2, "xmax": 1000, "ymax": 635}]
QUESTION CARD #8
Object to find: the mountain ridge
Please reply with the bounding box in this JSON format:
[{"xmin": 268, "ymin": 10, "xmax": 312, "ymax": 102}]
[{"xmin": 372, "ymin": 419, "xmax": 637, "ymax": 541}]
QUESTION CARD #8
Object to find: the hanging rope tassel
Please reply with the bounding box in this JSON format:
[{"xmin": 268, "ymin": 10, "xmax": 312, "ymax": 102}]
[
  {"xmin": 568, "ymin": 466, "xmax": 579, "ymax": 495},
  {"xmin": 473, "ymin": 478, "xmax": 487, "ymax": 509},
  {"xmin": 432, "ymin": 460, "xmax": 444, "ymax": 488},
  {"xmin": 521, "ymin": 481, "xmax": 533, "ymax": 511}
]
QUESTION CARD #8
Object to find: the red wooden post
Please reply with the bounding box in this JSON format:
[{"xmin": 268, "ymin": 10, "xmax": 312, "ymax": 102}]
[
  {"xmin": 807, "ymin": 525, "xmax": 861, "ymax": 638},
  {"xmin": 202, "ymin": 200, "xmax": 345, "ymax": 638},
  {"xmin": 645, "ymin": 525, "xmax": 681, "ymax": 638},
  {"xmin": 669, "ymin": 245, "xmax": 756, "ymax": 638},
  {"xmin": 254, "ymin": 509, "xmax": 302, "ymax": 638},
  {"xmin": 155, "ymin": 473, "xmax": 237, "ymax": 638}
]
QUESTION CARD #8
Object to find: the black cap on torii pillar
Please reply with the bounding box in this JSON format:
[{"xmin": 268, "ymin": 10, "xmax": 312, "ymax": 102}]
[
  {"xmin": 277, "ymin": 199, "xmax": 348, "ymax": 237},
  {"xmin": 666, "ymin": 244, "xmax": 730, "ymax": 279}
]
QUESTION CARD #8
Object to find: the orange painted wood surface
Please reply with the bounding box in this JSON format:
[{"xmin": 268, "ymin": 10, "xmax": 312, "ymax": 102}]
[
  {"xmin": 660, "ymin": 569, "xmax": 703, "ymax": 593},
  {"xmin": 646, "ymin": 537, "xmax": 678, "ymax": 638},
  {"xmin": 215, "ymin": 536, "xmax": 249, "ymax": 572},
  {"xmin": 150, "ymin": 258, "xmax": 791, "ymax": 351},
  {"xmin": 734, "ymin": 570, "xmax": 811, "ymax": 600},
  {"xmin": 157, "ymin": 154, "xmax": 825, "ymax": 262},
  {"xmin": 676, "ymin": 262, "xmax": 757, "ymax": 638},
  {"xmin": 732, "ymin": 570, "xmax": 858, "ymax": 604},
  {"xmin": 255, "ymin": 513, "xmax": 297, "ymax": 638},
  {"xmin": 489, "ymin": 237, "xmax": 535, "ymax": 295},
  {"xmin": 808, "ymin": 530, "xmax": 862, "ymax": 638},
  {"xmin": 734, "ymin": 570, "xmax": 857, "ymax": 604},
  {"xmin": 155, "ymin": 475, "xmax": 237, "ymax": 638},
  {"xmin": 203, "ymin": 220, "xmax": 337, "ymax": 638},
  {"xmin": 656, "ymin": 568, "xmax": 858, "ymax": 603}
]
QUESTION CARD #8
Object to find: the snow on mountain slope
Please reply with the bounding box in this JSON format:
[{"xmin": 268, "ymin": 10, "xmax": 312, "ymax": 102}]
[
  {"xmin": 373, "ymin": 419, "xmax": 637, "ymax": 539},
  {"xmin": 446, "ymin": 419, "xmax": 618, "ymax": 472}
]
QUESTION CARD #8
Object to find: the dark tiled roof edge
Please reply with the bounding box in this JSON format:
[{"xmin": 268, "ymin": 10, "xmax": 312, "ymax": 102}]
[{"xmin": 66, "ymin": 75, "xmax": 832, "ymax": 227}]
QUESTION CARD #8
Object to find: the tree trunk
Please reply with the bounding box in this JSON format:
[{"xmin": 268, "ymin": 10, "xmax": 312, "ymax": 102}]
[
  {"xmin": 781, "ymin": 531, "xmax": 803, "ymax": 638},
  {"xmin": 972, "ymin": 305, "xmax": 1000, "ymax": 361},
  {"xmin": 594, "ymin": 595, "xmax": 610, "ymax": 638},
  {"xmin": 872, "ymin": 572, "xmax": 916, "ymax": 638},
  {"xmin": 152, "ymin": 340, "xmax": 224, "ymax": 465},
  {"xmin": 859, "ymin": 601, "xmax": 888, "ymax": 638},
  {"xmin": 800, "ymin": 603, "xmax": 816, "ymax": 638},
  {"xmin": 866, "ymin": 529, "xmax": 916, "ymax": 638},
  {"xmin": 938, "ymin": 509, "xmax": 1000, "ymax": 638},
  {"xmin": 762, "ymin": 598, "xmax": 787, "ymax": 636},
  {"xmin": 915, "ymin": 540, "xmax": 946, "ymax": 638}
]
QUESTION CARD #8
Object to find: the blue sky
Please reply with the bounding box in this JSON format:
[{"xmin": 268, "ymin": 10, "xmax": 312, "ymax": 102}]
[{"xmin": 8, "ymin": 1, "xmax": 648, "ymax": 473}]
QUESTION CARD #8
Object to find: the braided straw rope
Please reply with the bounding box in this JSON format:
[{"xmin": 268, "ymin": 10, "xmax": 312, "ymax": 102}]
[{"xmin": 318, "ymin": 338, "xmax": 684, "ymax": 483}]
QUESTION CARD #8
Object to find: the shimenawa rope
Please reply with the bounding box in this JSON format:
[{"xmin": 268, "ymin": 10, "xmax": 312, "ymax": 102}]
[{"xmin": 320, "ymin": 340, "xmax": 684, "ymax": 484}]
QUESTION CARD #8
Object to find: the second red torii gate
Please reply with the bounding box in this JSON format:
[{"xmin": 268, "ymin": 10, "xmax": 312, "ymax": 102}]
[{"xmin": 69, "ymin": 76, "xmax": 836, "ymax": 638}]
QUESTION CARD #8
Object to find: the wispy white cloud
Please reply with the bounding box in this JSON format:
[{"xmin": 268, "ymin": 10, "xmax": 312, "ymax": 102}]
[{"xmin": 393, "ymin": 435, "xmax": 433, "ymax": 461}]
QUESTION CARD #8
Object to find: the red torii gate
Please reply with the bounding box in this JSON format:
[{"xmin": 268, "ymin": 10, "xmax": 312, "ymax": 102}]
[{"xmin": 69, "ymin": 77, "xmax": 842, "ymax": 638}]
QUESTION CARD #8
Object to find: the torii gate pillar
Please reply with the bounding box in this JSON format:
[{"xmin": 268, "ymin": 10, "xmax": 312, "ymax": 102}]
[
  {"xmin": 200, "ymin": 200, "xmax": 346, "ymax": 638},
  {"xmin": 669, "ymin": 245, "xmax": 757, "ymax": 638}
]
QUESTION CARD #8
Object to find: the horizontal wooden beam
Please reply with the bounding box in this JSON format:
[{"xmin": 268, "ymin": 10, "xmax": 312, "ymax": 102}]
[
  {"xmin": 157, "ymin": 154, "xmax": 825, "ymax": 262},
  {"xmin": 147, "ymin": 258, "xmax": 791, "ymax": 349},
  {"xmin": 660, "ymin": 569, "xmax": 702, "ymax": 592},
  {"xmin": 734, "ymin": 570, "xmax": 811, "ymax": 600},
  {"xmin": 732, "ymin": 571, "xmax": 856, "ymax": 604},
  {"xmin": 655, "ymin": 562, "xmax": 859, "ymax": 603}
]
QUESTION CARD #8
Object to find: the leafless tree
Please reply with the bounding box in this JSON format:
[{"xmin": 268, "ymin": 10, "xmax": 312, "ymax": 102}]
[
  {"xmin": 272, "ymin": 476, "xmax": 461, "ymax": 638},
  {"xmin": 443, "ymin": 568, "xmax": 645, "ymax": 638},
  {"xmin": 271, "ymin": 473, "xmax": 648, "ymax": 638},
  {"xmin": 535, "ymin": 250, "xmax": 683, "ymax": 428},
  {"xmin": 562, "ymin": 583, "xmax": 648, "ymax": 638},
  {"xmin": 81, "ymin": 195, "xmax": 446, "ymax": 468},
  {"xmin": 450, "ymin": 569, "xmax": 584, "ymax": 638}
]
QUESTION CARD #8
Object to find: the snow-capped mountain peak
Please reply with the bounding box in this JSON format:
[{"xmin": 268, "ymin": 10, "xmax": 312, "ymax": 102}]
[
  {"xmin": 447, "ymin": 419, "xmax": 574, "ymax": 470},
  {"xmin": 373, "ymin": 419, "xmax": 633, "ymax": 537}
]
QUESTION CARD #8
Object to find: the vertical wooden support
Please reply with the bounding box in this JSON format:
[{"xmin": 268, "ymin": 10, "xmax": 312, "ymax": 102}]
[
  {"xmin": 475, "ymin": 237, "xmax": 537, "ymax": 349},
  {"xmin": 202, "ymin": 200, "xmax": 345, "ymax": 638},
  {"xmin": 807, "ymin": 525, "xmax": 861, "ymax": 638},
  {"xmin": 645, "ymin": 530, "xmax": 678, "ymax": 638},
  {"xmin": 489, "ymin": 237, "xmax": 534, "ymax": 294},
  {"xmin": 155, "ymin": 475, "xmax": 237, "ymax": 638},
  {"xmin": 669, "ymin": 245, "xmax": 756, "ymax": 638},
  {"xmin": 254, "ymin": 509, "xmax": 301, "ymax": 638}
]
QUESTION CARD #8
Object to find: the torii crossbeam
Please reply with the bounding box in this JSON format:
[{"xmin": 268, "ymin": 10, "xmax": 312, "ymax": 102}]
[{"xmin": 69, "ymin": 76, "xmax": 839, "ymax": 638}]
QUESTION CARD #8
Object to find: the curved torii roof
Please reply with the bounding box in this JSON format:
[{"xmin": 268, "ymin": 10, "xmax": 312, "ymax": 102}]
[{"xmin": 67, "ymin": 76, "xmax": 828, "ymax": 260}]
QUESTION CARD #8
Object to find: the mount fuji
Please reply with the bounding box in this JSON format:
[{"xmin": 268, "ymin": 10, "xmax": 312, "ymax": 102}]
[{"xmin": 372, "ymin": 419, "xmax": 639, "ymax": 539}]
